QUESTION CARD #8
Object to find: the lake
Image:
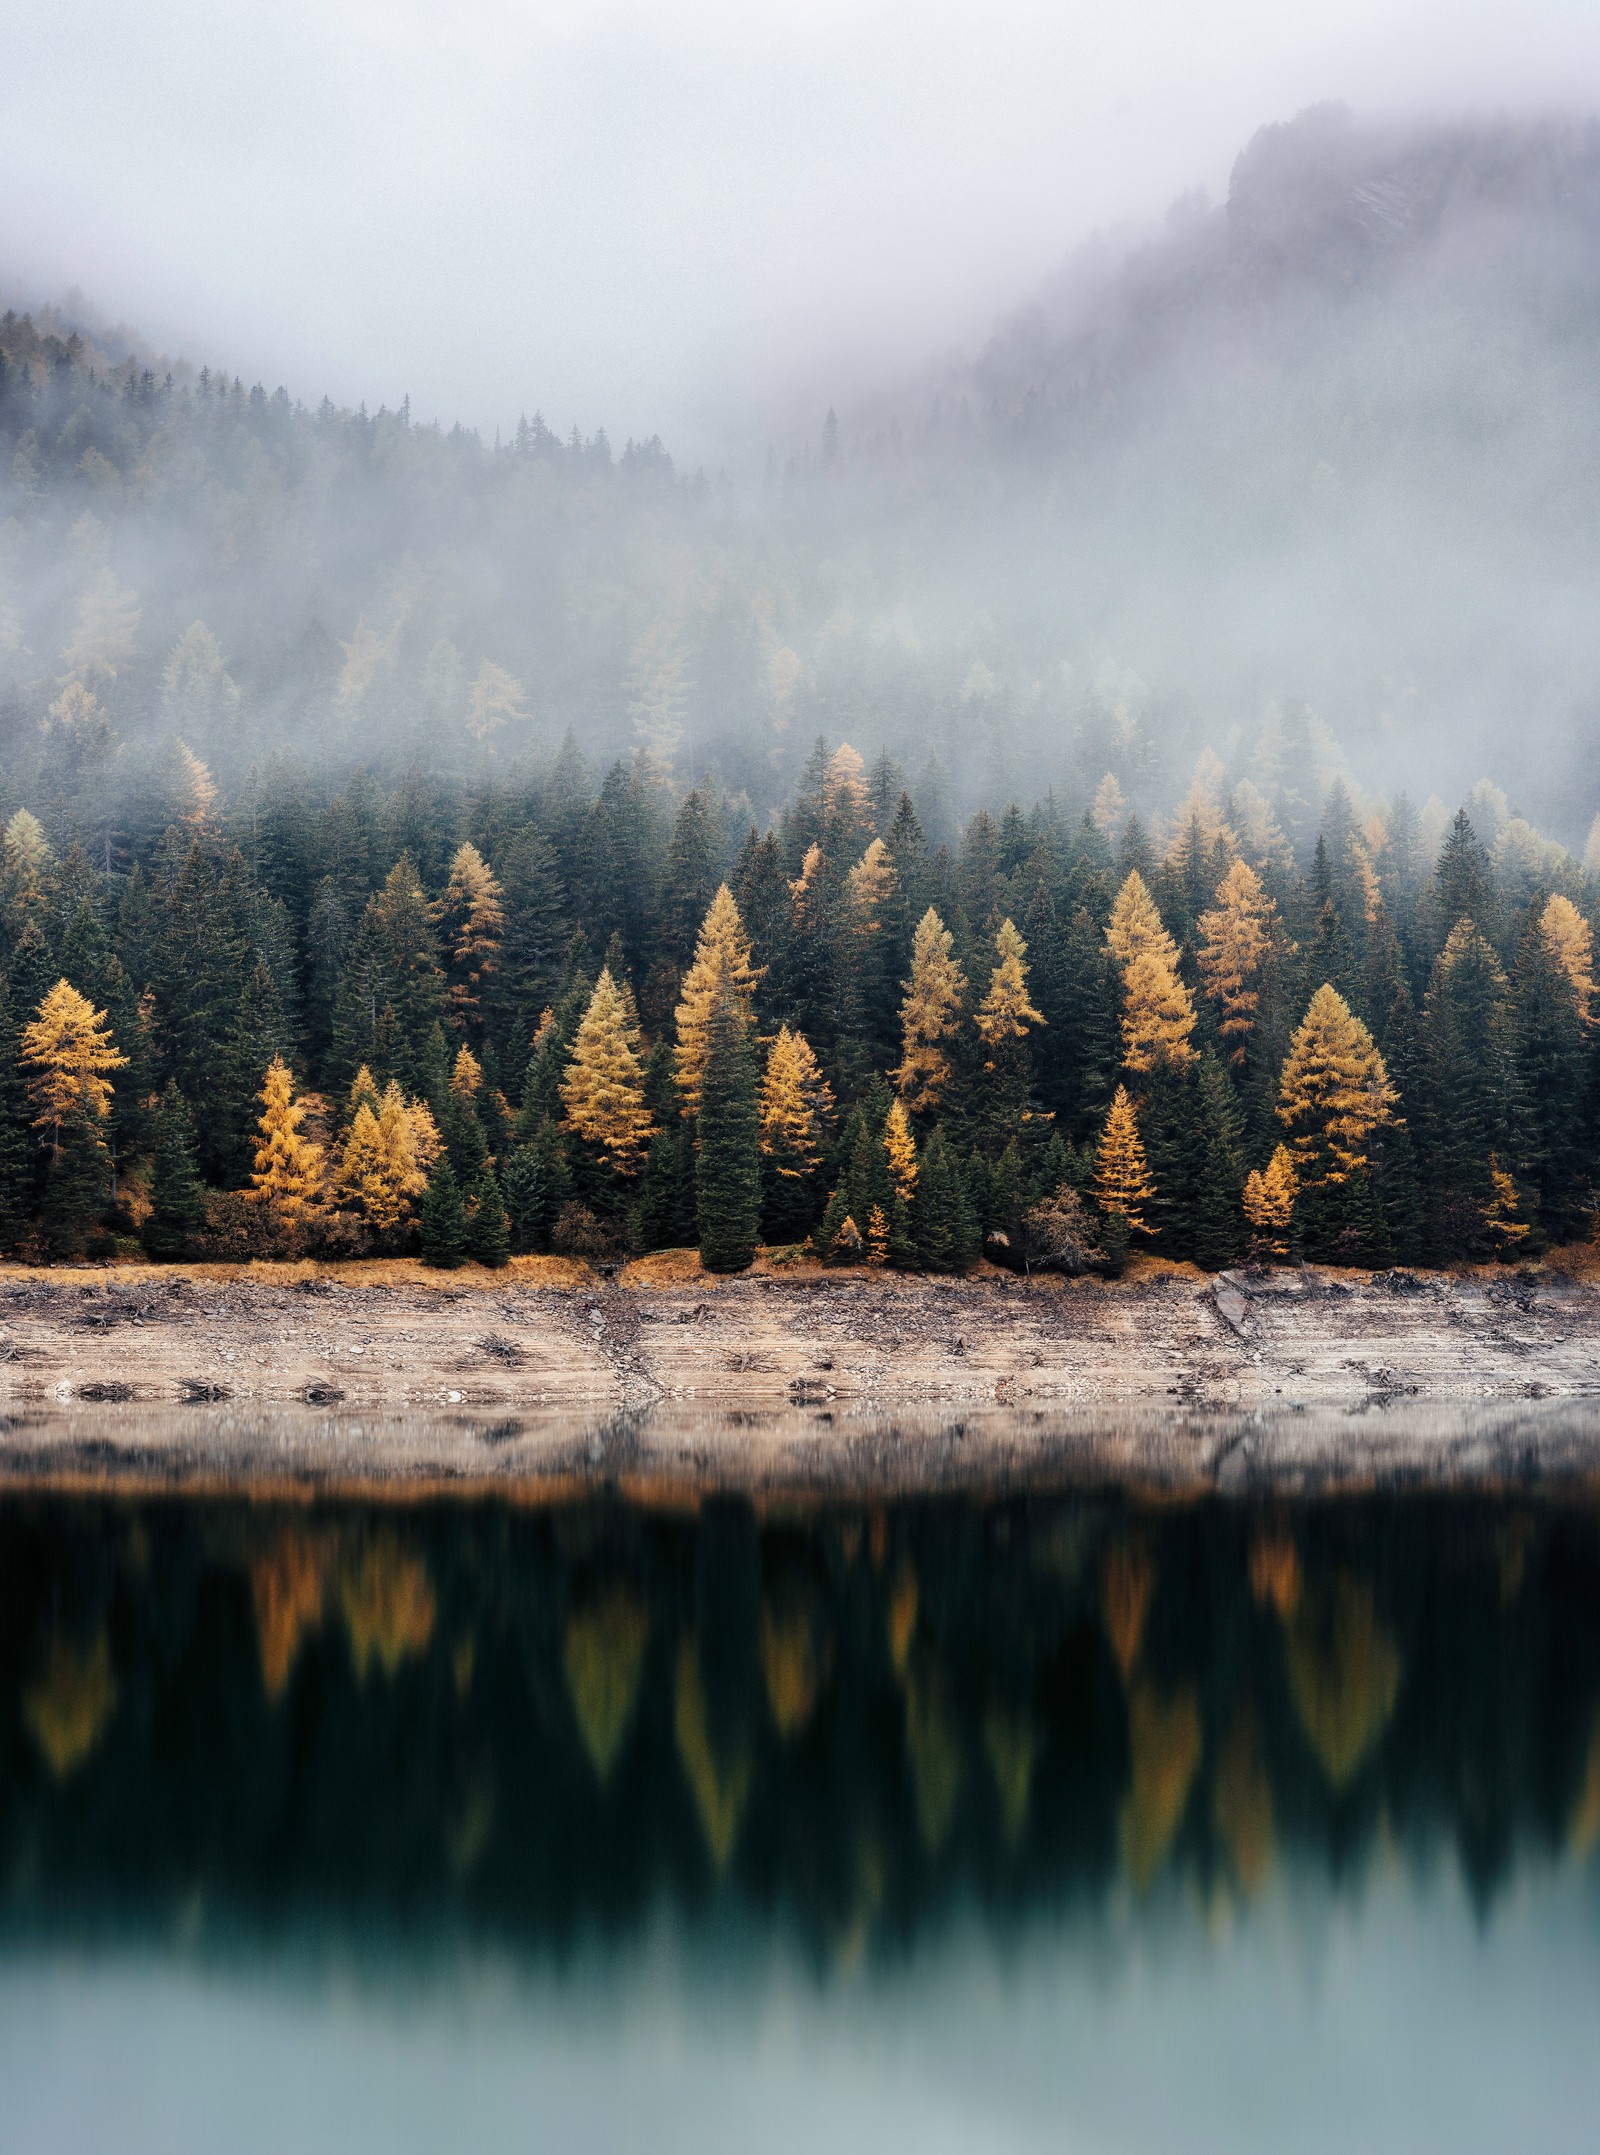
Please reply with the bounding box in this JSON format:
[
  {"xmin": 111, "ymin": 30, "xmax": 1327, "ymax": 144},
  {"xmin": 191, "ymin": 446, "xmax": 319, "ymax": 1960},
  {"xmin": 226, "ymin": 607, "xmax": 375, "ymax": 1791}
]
[{"xmin": 2, "ymin": 1435, "xmax": 1597, "ymax": 2151}]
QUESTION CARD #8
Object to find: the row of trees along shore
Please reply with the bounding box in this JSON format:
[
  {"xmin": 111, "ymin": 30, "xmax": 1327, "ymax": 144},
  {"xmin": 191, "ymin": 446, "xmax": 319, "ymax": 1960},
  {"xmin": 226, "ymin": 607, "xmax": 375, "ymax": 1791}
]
[{"xmin": 0, "ymin": 736, "xmax": 1593, "ymax": 1272}]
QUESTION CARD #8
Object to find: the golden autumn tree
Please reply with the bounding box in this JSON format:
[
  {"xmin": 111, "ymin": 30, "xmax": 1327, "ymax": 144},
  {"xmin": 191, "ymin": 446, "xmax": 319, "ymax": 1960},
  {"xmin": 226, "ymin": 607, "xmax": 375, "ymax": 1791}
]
[
  {"xmin": 1106, "ymin": 870, "xmax": 1176, "ymax": 971},
  {"xmin": 1197, "ymin": 858, "xmax": 1278, "ymax": 1063},
  {"xmin": 1540, "ymin": 894, "xmax": 1596, "ymax": 1026},
  {"xmin": 21, "ymin": 978, "xmax": 128, "ymax": 1250},
  {"xmin": 337, "ymin": 1081, "xmax": 441, "ymax": 1242},
  {"xmin": 974, "ymin": 918, "xmax": 1043, "ymax": 1054},
  {"xmin": 21, "ymin": 979, "xmax": 126, "ymax": 1157},
  {"xmin": 1093, "ymin": 1084, "xmax": 1156, "ymax": 1235},
  {"xmin": 249, "ymin": 1055, "xmax": 326, "ymax": 1224},
  {"xmin": 561, "ymin": 967, "xmax": 656, "ymax": 1176},
  {"xmin": 439, "ymin": 841, "xmax": 506, "ymax": 1036},
  {"xmin": 883, "ymin": 1098, "xmax": 918, "ymax": 1204},
  {"xmin": 894, "ymin": 907, "xmax": 967, "ymax": 1115},
  {"xmin": 1243, "ymin": 1144, "xmax": 1298, "ymax": 1257},
  {"xmin": 1106, "ymin": 871, "xmax": 1197, "ymax": 1076},
  {"xmin": 674, "ymin": 884, "xmax": 764, "ymax": 1119},
  {"xmin": 759, "ymin": 1025, "xmax": 833, "ymax": 1179},
  {"xmin": 1277, "ymin": 984, "xmax": 1396, "ymax": 1193}
]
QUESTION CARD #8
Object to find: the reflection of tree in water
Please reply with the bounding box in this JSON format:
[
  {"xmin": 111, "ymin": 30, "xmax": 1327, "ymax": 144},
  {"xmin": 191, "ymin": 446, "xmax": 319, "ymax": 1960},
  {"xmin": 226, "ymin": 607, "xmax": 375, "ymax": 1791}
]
[{"xmin": 0, "ymin": 1486, "xmax": 1598, "ymax": 1954}]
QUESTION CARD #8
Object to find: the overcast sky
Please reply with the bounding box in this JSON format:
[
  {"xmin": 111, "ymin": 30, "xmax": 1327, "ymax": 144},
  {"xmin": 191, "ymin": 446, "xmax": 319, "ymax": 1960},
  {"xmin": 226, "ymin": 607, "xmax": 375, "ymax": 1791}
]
[{"xmin": 4, "ymin": 0, "xmax": 1600, "ymax": 460}]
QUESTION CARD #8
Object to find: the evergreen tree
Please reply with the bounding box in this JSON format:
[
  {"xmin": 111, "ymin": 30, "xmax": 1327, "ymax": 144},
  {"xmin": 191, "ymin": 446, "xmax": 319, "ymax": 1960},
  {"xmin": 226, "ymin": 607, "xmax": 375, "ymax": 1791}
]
[
  {"xmin": 465, "ymin": 1162, "xmax": 511, "ymax": 1267},
  {"xmin": 1188, "ymin": 1051, "xmax": 1247, "ymax": 1269},
  {"xmin": 419, "ymin": 1158, "xmax": 467, "ymax": 1267},
  {"xmin": 1419, "ymin": 919, "xmax": 1522, "ymax": 1259},
  {"xmin": 1054, "ymin": 904, "xmax": 1120, "ymax": 1141},
  {"xmin": 1514, "ymin": 907, "xmax": 1590, "ymax": 1241},
  {"xmin": 696, "ymin": 991, "xmax": 760, "ymax": 1272},
  {"xmin": 0, "ymin": 977, "xmax": 34, "ymax": 1245},
  {"xmin": 502, "ymin": 1143, "xmax": 549, "ymax": 1253},
  {"xmin": 912, "ymin": 1130, "xmax": 979, "ymax": 1272},
  {"xmin": 143, "ymin": 1080, "xmax": 206, "ymax": 1259}
]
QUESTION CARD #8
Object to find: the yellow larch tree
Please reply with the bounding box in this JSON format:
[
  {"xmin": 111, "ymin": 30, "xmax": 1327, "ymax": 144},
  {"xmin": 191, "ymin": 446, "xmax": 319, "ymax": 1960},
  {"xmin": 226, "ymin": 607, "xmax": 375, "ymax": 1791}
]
[
  {"xmin": 1093, "ymin": 1085, "xmax": 1156, "ymax": 1235},
  {"xmin": 337, "ymin": 1081, "xmax": 440, "ymax": 1240},
  {"xmin": 883, "ymin": 1098, "xmax": 918, "ymax": 1203},
  {"xmin": 894, "ymin": 907, "xmax": 967, "ymax": 1115},
  {"xmin": 1540, "ymin": 894, "xmax": 1596, "ymax": 1026},
  {"xmin": 450, "ymin": 1043, "xmax": 483, "ymax": 1100},
  {"xmin": 21, "ymin": 979, "xmax": 127, "ymax": 1157},
  {"xmin": 823, "ymin": 742, "xmax": 871, "ymax": 825},
  {"xmin": 1197, "ymin": 858, "xmax": 1278, "ymax": 1063},
  {"xmin": 1106, "ymin": 870, "xmax": 1178, "ymax": 972},
  {"xmin": 974, "ymin": 919, "xmax": 1043, "ymax": 1057},
  {"xmin": 440, "ymin": 841, "xmax": 506, "ymax": 1034},
  {"xmin": 1276, "ymin": 984, "xmax": 1396, "ymax": 1191},
  {"xmin": 562, "ymin": 967, "xmax": 656, "ymax": 1175},
  {"xmin": 674, "ymin": 884, "xmax": 764, "ymax": 1119},
  {"xmin": 1120, "ymin": 947, "xmax": 1199, "ymax": 1075},
  {"xmin": 1092, "ymin": 772, "xmax": 1126, "ymax": 837},
  {"xmin": 249, "ymin": 1055, "xmax": 326, "ymax": 1221},
  {"xmin": 845, "ymin": 836, "xmax": 894, "ymax": 930},
  {"xmin": 758, "ymin": 1024, "xmax": 834, "ymax": 1179},
  {"xmin": 1242, "ymin": 1144, "xmax": 1297, "ymax": 1256}
]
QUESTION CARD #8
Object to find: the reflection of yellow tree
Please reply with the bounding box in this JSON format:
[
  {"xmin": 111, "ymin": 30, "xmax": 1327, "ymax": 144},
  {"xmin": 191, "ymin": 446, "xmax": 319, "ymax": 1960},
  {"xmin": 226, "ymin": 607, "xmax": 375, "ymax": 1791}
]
[
  {"xmin": 1249, "ymin": 1530, "xmax": 1300, "ymax": 1619},
  {"xmin": 1284, "ymin": 1574, "xmax": 1401, "ymax": 1790},
  {"xmin": 251, "ymin": 1527, "xmax": 334, "ymax": 1699},
  {"xmin": 1119, "ymin": 1678, "xmax": 1202, "ymax": 1891},
  {"xmin": 761, "ymin": 1594, "xmax": 831, "ymax": 1740},
  {"xmin": 23, "ymin": 1630, "xmax": 117, "ymax": 1779},
  {"xmin": 904, "ymin": 1656, "xmax": 963, "ymax": 1856},
  {"xmin": 339, "ymin": 1534, "xmax": 436, "ymax": 1682},
  {"xmin": 1213, "ymin": 1700, "xmax": 1274, "ymax": 1895},
  {"xmin": 984, "ymin": 1701, "xmax": 1036, "ymax": 1849},
  {"xmin": 564, "ymin": 1586, "xmax": 649, "ymax": 1784},
  {"xmin": 675, "ymin": 1643, "xmax": 751, "ymax": 1870},
  {"xmin": 886, "ymin": 1557, "xmax": 918, "ymax": 1676},
  {"xmin": 1103, "ymin": 1539, "xmax": 1154, "ymax": 1679}
]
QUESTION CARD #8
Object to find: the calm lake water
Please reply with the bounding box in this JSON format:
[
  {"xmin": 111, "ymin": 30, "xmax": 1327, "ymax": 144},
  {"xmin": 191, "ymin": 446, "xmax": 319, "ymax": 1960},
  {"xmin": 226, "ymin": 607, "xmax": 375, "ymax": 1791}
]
[{"xmin": 2, "ymin": 1446, "xmax": 1599, "ymax": 2151}]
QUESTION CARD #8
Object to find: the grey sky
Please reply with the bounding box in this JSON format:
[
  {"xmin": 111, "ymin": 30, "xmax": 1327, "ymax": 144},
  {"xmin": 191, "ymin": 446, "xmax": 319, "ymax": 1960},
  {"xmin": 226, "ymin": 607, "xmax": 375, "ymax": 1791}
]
[{"xmin": 4, "ymin": 0, "xmax": 1600, "ymax": 459}]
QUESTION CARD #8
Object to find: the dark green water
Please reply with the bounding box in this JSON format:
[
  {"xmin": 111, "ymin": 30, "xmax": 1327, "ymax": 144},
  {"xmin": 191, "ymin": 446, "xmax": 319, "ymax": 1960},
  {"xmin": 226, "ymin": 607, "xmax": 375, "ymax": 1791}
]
[{"xmin": 3, "ymin": 1462, "xmax": 1599, "ymax": 2151}]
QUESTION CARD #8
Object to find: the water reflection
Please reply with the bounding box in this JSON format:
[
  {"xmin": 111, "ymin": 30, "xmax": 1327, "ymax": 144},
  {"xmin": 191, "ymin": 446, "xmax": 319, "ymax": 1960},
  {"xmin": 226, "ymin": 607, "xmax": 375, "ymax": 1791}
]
[{"xmin": 3, "ymin": 1475, "xmax": 1599, "ymax": 1952}]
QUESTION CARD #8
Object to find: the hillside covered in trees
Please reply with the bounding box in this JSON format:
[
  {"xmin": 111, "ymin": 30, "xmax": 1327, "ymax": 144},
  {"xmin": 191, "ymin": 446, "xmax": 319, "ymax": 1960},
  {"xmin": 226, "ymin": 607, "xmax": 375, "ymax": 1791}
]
[
  {"xmin": 7, "ymin": 107, "xmax": 1600, "ymax": 832},
  {"xmin": 0, "ymin": 726, "xmax": 1588, "ymax": 1275}
]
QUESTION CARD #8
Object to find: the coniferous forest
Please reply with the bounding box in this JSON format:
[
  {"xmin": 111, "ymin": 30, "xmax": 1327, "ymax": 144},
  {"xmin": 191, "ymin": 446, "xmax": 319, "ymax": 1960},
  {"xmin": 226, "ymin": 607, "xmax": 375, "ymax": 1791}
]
[{"xmin": 7, "ymin": 112, "xmax": 1600, "ymax": 1276}]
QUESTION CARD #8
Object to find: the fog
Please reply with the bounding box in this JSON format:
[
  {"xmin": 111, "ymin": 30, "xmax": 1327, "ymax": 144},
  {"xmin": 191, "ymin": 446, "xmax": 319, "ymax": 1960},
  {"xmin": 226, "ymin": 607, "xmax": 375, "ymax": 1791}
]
[{"xmin": 5, "ymin": 0, "xmax": 1600, "ymax": 454}]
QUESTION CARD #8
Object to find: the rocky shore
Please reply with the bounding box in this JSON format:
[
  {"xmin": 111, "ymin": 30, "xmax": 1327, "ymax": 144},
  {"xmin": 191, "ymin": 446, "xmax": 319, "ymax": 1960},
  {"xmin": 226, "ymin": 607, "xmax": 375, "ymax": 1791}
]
[{"xmin": 0, "ymin": 1255, "xmax": 1595, "ymax": 1496}]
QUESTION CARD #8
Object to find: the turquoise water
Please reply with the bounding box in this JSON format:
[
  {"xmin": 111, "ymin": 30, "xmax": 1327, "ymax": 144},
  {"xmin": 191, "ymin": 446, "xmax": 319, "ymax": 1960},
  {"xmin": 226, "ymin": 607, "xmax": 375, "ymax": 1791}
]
[{"xmin": 1, "ymin": 1473, "xmax": 1596, "ymax": 2150}]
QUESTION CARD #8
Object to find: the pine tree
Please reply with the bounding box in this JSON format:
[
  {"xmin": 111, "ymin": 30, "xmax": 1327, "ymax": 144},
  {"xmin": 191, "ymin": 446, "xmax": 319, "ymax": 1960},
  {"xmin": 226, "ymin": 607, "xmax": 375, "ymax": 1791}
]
[
  {"xmin": 912, "ymin": 1130, "xmax": 980, "ymax": 1272},
  {"xmin": 248, "ymin": 1055, "xmax": 326, "ymax": 1226},
  {"xmin": 1514, "ymin": 907, "xmax": 1589, "ymax": 1242},
  {"xmin": 1189, "ymin": 1051, "xmax": 1247, "ymax": 1269},
  {"xmin": 1277, "ymin": 983, "xmax": 1396, "ymax": 1259},
  {"xmin": 143, "ymin": 1080, "xmax": 206, "ymax": 1259},
  {"xmin": 696, "ymin": 991, "xmax": 760, "ymax": 1272},
  {"xmin": 894, "ymin": 907, "xmax": 967, "ymax": 1116},
  {"xmin": 1093, "ymin": 1085, "xmax": 1156, "ymax": 1236},
  {"xmin": 840, "ymin": 837, "xmax": 902, "ymax": 1083},
  {"xmin": 0, "ymin": 977, "xmax": 34, "ymax": 1245},
  {"xmin": 1419, "ymin": 919, "xmax": 1520, "ymax": 1259},
  {"xmin": 331, "ymin": 853, "xmax": 444, "ymax": 1091},
  {"xmin": 419, "ymin": 1158, "xmax": 466, "ymax": 1267},
  {"xmin": 501, "ymin": 1143, "xmax": 548, "ymax": 1253},
  {"xmin": 560, "ymin": 967, "xmax": 656, "ymax": 1178},
  {"xmin": 439, "ymin": 840, "xmax": 505, "ymax": 1039},
  {"xmin": 1197, "ymin": 858, "xmax": 1277, "ymax": 1065},
  {"xmin": 674, "ymin": 885, "xmax": 764, "ymax": 1119},
  {"xmin": 464, "ymin": 1162, "xmax": 511, "ymax": 1266},
  {"xmin": 1054, "ymin": 904, "xmax": 1121, "ymax": 1141}
]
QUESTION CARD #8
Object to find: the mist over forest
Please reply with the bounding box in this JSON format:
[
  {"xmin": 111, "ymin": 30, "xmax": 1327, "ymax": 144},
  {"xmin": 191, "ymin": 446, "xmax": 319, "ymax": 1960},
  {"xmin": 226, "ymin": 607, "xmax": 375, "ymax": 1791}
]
[{"xmin": 6, "ymin": 104, "xmax": 1600, "ymax": 850}]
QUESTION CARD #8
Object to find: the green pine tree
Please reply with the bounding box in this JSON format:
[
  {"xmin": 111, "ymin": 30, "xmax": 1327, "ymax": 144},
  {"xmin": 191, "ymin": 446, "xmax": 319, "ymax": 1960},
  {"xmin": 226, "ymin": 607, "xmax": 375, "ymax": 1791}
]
[
  {"xmin": 419, "ymin": 1158, "xmax": 467, "ymax": 1268},
  {"xmin": 464, "ymin": 1162, "xmax": 510, "ymax": 1267},
  {"xmin": 695, "ymin": 990, "xmax": 760, "ymax": 1273},
  {"xmin": 143, "ymin": 1080, "xmax": 207, "ymax": 1259}
]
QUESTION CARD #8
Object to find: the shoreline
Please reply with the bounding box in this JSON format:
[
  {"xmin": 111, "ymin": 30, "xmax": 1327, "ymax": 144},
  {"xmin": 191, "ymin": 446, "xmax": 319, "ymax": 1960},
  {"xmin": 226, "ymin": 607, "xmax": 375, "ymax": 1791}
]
[{"xmin": 0, "ymin": 1254, "xmax": 1596, "ymax": 1494}]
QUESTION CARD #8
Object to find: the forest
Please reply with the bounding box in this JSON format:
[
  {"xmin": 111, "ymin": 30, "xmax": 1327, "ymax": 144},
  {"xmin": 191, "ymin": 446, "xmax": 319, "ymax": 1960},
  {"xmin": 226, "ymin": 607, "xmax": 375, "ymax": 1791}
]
[{"xmin": 0, "ymin": 716, "xmax": 1585, "ymax": 1274}]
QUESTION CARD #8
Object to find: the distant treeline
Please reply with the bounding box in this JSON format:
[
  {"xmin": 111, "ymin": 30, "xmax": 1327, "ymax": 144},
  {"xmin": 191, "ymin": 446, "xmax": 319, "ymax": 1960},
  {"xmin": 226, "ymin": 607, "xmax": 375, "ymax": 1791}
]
[{"xmin": 0, "ymin": 731, "xmax": 1591, "ymax": 1272}]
